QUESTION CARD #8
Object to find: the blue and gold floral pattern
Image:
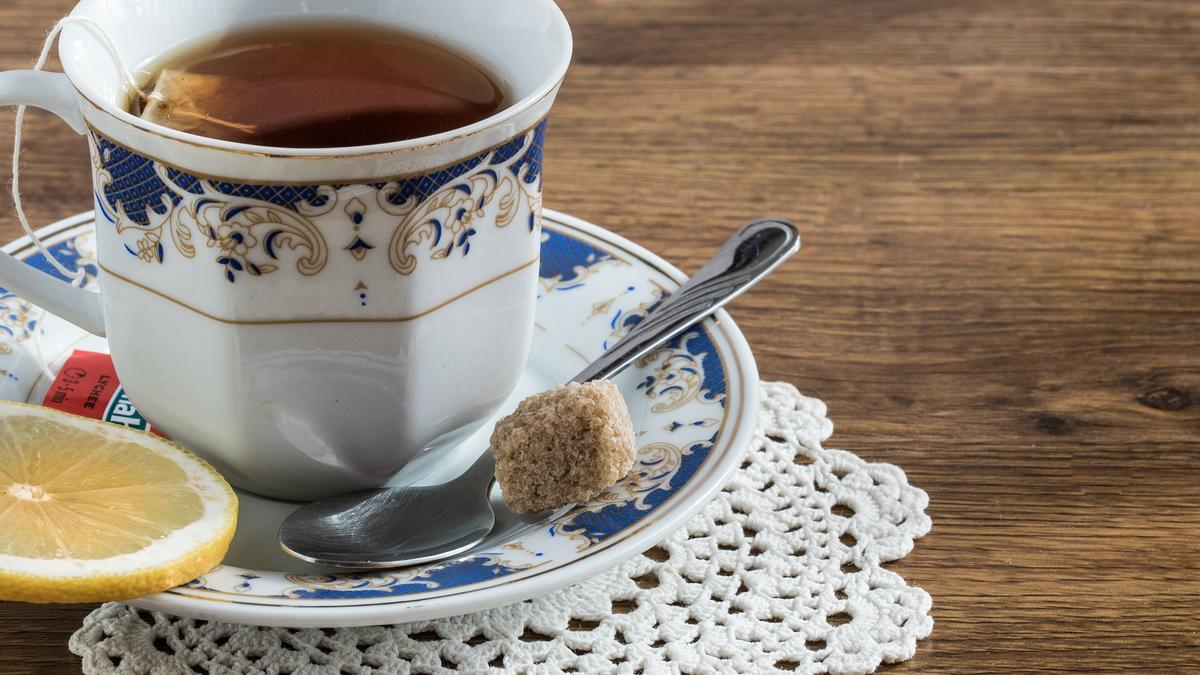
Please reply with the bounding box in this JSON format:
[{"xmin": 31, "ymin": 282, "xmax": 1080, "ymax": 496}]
[
  {"xmin": 537, "ymin": 229, "xmax": 628, "ymax": 295},
  {"xmin": 379, "ymin": 159, "xmax": 541, "ymax": 275},
  {"xmin": 0, "ymin": 295, "xmax": 35, "ymax": 356},
  {"xmin": 0, "ymin": 236, "xmax": 98, "ymax": 359},
  {"xmin": 90, "ymin": 120, "xmax": 547, "ymax": 282}
]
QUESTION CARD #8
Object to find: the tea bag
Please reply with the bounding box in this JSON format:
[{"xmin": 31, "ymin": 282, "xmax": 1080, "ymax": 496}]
[{"xmin": 136, "ymin": 69, "xmax": 256, "ymax": 137}]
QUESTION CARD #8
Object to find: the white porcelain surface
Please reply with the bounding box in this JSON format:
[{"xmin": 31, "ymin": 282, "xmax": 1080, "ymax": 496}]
[
  {"xmin": 0, "ymin": 0, "xmax": 573, "ymax": 499},
  {"xmin": 0, "ymin": 210, "xmax": 759, "ymax": 628}
]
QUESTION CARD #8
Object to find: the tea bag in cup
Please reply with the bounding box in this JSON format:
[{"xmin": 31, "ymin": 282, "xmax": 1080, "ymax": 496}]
[{"xmin": 134, "ymin": 69, "xmax": 256, "ymax": 137}]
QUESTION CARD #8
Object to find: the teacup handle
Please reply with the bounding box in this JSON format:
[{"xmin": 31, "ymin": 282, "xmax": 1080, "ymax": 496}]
[{"xmin": 0, "ymin": 70, "xmax": 105, "ymax": 336}]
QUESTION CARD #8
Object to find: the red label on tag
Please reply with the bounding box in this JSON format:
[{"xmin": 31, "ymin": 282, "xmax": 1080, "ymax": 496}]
[{"xmin": 42, "ymin": 350, "xmax": 161, "ymax": 436}]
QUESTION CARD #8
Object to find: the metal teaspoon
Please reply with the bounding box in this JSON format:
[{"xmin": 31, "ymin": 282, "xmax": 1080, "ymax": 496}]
[{"xmin": 278, "ymin": 218, "xmax": 800, "ymax": 569}]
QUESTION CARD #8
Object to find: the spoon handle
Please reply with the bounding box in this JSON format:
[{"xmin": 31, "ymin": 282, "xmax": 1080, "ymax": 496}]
[{"xmin": 571, "ymin": 218, "xmax": 800, "ymax": 384}]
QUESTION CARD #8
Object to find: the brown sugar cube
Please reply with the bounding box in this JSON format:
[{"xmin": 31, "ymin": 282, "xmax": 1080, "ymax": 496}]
[{"xmin": 490, "ymin": 380, "xmax": 637, "ymax": 513}]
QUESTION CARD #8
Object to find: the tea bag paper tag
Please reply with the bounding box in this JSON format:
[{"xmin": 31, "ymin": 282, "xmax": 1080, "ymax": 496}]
[
  {"xmin": 42, "ymin": 350, "xmax": 161, "ymax": 436},
  {"xmin": 139, "ymin": 69, "xmax": 257, "ymax": 137}
]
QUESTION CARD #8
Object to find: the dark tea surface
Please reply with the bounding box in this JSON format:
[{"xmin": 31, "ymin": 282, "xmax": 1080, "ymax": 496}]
[{"xmin": 132, "ymin": 22, "xmax": 509, "ymax": 148}]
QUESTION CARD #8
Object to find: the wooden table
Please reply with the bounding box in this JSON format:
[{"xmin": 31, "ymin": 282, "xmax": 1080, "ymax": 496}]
[{"xmin": 2, "ymin": 0, "xmax": 1199, "ymax": 672}]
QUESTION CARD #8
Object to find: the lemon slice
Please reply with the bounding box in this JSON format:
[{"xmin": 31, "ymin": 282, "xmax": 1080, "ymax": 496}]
[{"xmin": 0, "ymin": 402, "xmax": 237, "ymax": 603}]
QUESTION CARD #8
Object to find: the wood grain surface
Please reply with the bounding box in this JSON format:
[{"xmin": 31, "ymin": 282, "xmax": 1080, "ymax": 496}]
[{"xmin": 1, "ymin": 0, "xmax": 1199, "ymax": 672}]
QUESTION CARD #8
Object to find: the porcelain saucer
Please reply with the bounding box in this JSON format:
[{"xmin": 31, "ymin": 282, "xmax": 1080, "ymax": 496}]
[{"xmin": 0, "ymin": 209, "xmax": 759, "ymax": 627}]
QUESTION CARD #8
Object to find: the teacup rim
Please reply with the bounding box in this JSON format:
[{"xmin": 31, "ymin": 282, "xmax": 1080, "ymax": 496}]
[{"xmin": 60, "ymin": 1, "xmax": 573, "ymax": 159}]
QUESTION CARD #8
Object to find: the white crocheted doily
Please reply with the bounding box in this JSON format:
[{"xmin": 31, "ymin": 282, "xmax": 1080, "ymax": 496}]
[{"xmin": 70, "ymin": 382, "xmax": 932, "ymax": 674}]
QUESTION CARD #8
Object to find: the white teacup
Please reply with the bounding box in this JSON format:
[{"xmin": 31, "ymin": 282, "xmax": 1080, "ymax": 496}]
[{"xmin": 0, "ymin": 0, "xmax": 572, "ymax": 500}]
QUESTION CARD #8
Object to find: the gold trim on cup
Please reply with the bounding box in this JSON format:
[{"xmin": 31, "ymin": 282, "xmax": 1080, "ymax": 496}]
[{"xmin": 98, "ymin": 256, "xmax": 540, "ymax": 326}]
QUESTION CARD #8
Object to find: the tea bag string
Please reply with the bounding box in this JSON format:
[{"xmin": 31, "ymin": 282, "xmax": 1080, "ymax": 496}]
[
  {"xmin": 14, "ymin": 17, "xmax": 146, "ymax": 382},
  {"xmin": 12, "ymin": 17, "xmax": 147, "ymax": 285}
]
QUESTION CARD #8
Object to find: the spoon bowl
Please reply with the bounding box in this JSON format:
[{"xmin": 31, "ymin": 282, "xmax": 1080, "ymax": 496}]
[{"xmin": 279, "ymin": 452, "xmax": 498, "ymax": 568}]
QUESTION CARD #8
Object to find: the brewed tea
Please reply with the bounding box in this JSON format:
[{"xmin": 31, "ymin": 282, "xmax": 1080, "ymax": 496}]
[{"xmin": 131, "ymin": 22, "xmax": 509, "ymax": 148}]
